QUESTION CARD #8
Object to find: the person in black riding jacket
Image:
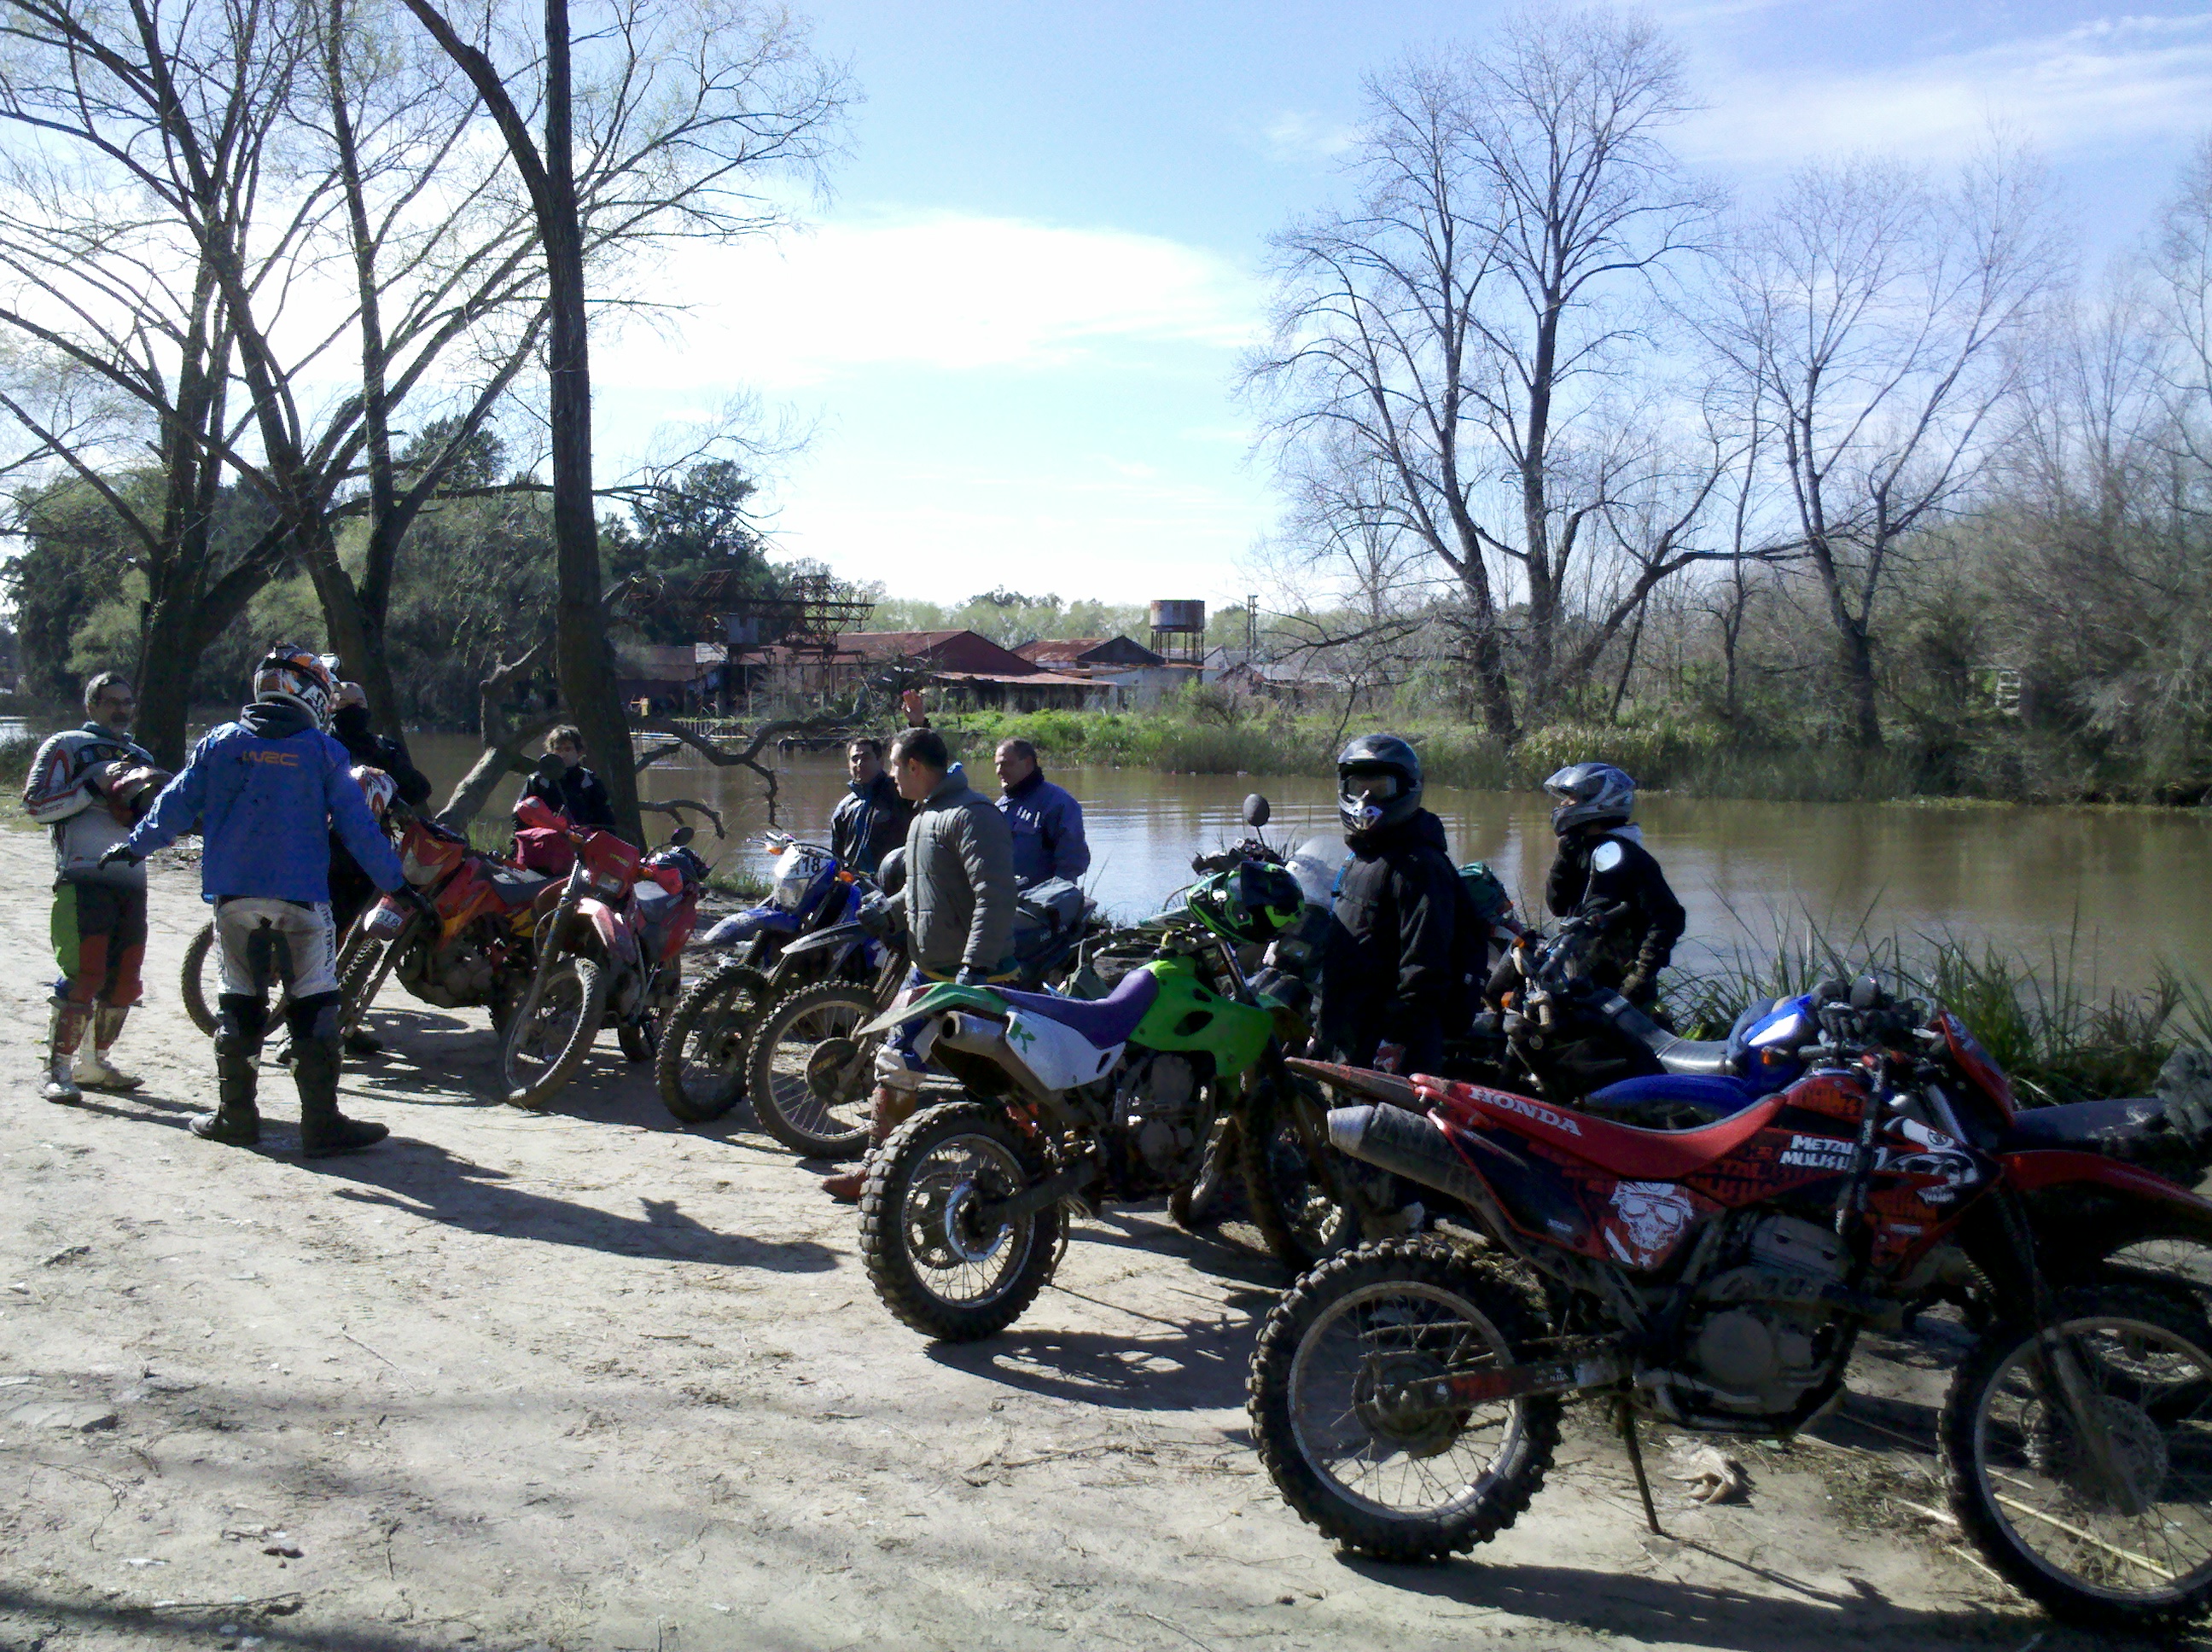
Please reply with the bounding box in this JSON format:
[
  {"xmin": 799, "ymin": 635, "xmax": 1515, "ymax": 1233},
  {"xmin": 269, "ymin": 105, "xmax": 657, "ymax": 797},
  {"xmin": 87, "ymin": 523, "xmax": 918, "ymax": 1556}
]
[
  {"xmin": 326, "ymin": 682, "xmax": 434, "ymax": 1055},
  {"xmin": 829, "ymin": 735, "xmax": 913, "ymax": 877},
  {"xmin": 520, "ymin": 724, "xmax": 618, "ymax": 832},
  {"xmin": 1540, "ymin": 763, "xmax": 1685, "ymax": 1009},
  {"xmin": 1318, "ymin": 734, "xmax": 1464, "ymax": 1077}
]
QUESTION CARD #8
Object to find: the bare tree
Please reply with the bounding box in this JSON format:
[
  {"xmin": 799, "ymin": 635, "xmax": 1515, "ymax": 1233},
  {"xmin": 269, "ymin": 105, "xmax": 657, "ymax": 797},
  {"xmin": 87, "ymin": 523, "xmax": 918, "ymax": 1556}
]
[
  {"xmin": 2152, "ymin": 133, "xmax": 2212, "ymax": 480},
  {"xmin": 402, "ymin": 0, "xmax": 847, "ymax": 841},
  {"xmin": 1248, "ymin": 6, "xmax": 1715, "ymax": 736},
  {"xmin": 1711, "ymin": 147, "xmax": 2063, "ymax": 747}
]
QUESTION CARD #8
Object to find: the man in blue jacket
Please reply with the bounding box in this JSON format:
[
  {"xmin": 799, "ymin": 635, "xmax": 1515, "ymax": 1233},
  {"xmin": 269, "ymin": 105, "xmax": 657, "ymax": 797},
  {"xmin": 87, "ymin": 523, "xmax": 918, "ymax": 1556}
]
[
  {"xmin": 103, "ymin": 647, "xmax": 425, "ymax": 1155},
  {"xmin": 993, "ymin": 738, "xmax": 1089, "ymax": 887}
]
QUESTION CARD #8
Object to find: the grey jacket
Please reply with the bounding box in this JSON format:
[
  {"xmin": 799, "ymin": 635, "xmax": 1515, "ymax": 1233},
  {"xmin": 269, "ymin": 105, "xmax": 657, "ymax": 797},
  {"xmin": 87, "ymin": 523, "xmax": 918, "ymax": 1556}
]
[{"xmin": 899, "ymin": 771, "xmax": 1016, "ymax": 975}]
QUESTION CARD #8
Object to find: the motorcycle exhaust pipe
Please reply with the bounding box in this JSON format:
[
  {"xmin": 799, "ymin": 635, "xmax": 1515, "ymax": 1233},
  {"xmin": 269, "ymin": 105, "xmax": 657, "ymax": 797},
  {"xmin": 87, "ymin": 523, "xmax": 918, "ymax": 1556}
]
[
  {"xmin": 1328, "ymin": 1102, "xmax": 1497, "ymax": 1210},
  {"xmin": 935, "ymin": 1013, "xmax": 1010, "ymax": 1059}
]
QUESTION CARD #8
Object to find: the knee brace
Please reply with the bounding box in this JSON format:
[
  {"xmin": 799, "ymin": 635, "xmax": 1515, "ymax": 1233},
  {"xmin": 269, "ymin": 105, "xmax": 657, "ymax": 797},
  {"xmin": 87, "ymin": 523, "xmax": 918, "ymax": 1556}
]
[
  {"xmin": 285, "ymin": 990, "xmax": 346, "ymax": 1046},
  {"xmin": 214, "ymin": 993, "xmax": 271, "ymax": 1057}
]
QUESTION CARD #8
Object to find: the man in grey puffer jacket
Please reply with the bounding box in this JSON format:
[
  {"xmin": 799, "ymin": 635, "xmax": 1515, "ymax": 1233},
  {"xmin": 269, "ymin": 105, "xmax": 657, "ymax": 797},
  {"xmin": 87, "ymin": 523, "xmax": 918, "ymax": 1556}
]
[{"xmin": 823, "ymin": 726, "xmax": 1015, "ymax": 1202}]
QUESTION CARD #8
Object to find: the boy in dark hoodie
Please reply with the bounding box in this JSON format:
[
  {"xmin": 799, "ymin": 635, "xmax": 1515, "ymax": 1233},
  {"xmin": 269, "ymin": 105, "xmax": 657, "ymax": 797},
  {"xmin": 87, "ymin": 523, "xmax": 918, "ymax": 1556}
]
[
  {"xmin": 1318, "ymin": 734, "xmax": 1464, "ymax": 1077},
  {"xmin": 105, "ymin": 647, "xmax": 425, "ymax": 1155}
]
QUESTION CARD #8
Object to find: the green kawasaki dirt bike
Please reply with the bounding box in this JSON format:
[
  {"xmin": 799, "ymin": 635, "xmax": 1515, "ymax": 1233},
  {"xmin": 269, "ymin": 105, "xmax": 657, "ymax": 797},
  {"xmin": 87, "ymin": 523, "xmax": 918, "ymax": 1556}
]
[{"xmin": 853, "ymin": 852, "xmax": 1358, "ymax": 1341}]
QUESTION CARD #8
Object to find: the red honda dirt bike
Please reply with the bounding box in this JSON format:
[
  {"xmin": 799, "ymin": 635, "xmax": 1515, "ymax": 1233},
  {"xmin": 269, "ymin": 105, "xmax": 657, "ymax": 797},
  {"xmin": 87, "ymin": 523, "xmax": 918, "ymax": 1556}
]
[
  {"xmin": 498, "ymin": 796, "xmax": 707, "ymax": 1108},
  {"xmin": 336, "ymin": 800, "xmax": 559, "ymax": 1042},
  {"xmin": 1252, "ymin": 974, "xmax": 2212, "ymax": 1629}
]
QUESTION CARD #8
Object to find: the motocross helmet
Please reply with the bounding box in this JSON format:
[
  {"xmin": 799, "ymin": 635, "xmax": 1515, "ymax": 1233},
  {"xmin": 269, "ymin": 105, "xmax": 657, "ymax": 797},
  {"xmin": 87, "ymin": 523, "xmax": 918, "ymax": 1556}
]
[
  {"xmin": 103, "ymin": 764, "xmax": 172, "ymax": 823},
  {"xmin": 253, "ymin": 644, "xmax": 340, "ymax": 730},
  {"xmin": 352, "ymin": 765, "xmax": 398, "ymax": 822},
  {"xmin": 1336, "ymin": 733, "xmax": 1423, "ymax": 836},
  {"xmin": 1544, "ymin": 762, "xmax": 1635, "ymax": 835},
  {"xmin": 876, "ymin": 846, "xmax": 908, "ymax": 898},
  {"xmin": 1185, "ymin": 859, "xmax": 1304, "ymax": 945}
]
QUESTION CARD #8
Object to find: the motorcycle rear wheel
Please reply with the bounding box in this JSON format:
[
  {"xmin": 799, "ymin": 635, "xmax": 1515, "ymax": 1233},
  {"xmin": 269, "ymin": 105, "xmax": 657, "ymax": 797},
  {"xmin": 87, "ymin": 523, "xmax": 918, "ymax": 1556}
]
[
  {"xmin": 1239, "ymin": 1067, "xmax": 1358, "ymax": 1272},
  {"xmin": 181, "ymin": 921, "xmax": 219, "ymax": 1035},
  {"xmin": 1249, "ymin": 1239, "xmax": 1560, "ymax": 1562},
  {"xmin": 1942, "ymin": 1281, "xmax": 2212, "ymax": 1626},
  {"xmin": 655, "ymin": 961, "xmax": 769, "ymax": 1123},
  {"xmin": 859, "ymin": 1101, "xmax": 1063, "ymax": 1342},
  {"xmin": 501, "ymin": 957, "xmax": 609, "ymax": 1109},
  {"xmin": 1171, "ymin": 1115, "xmax": 1239, "ymax": 1230},
  {"xmin": 745, "ymin": 981, "xmax": 878, "ymax": 1157}
]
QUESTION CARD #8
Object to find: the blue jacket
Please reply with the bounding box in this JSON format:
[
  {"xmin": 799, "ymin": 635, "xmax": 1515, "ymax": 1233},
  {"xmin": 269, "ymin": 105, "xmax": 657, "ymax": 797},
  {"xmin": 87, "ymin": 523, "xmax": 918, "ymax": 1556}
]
[
  {"xmin": 126, "ymin": 701, "xmax": 407, "ymax": 905},
  {"xmin": 999, "ymin": 770, "xmax": 1089, "ymax": 886}
]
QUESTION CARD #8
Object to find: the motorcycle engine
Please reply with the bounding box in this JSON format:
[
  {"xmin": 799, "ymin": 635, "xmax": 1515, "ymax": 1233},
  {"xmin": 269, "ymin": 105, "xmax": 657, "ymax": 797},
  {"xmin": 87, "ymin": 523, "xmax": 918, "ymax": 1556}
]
[
  {"xmin": 399, "ymin": 935, "xmax": 495, "ymax": 1008},
  {"xmin": 1107, "ymin": 1053, "xmax": 1204, "ymax": 1190},
  {"xmin": 1676, "ymin": 1215, "xmax": 1848, "ymax": 1416}
]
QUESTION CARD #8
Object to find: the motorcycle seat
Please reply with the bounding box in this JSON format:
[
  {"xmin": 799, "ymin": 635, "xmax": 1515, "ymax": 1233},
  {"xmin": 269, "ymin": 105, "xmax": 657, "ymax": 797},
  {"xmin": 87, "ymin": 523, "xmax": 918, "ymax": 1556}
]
[
  {"xmin": 994, "ymin": 968, "xmax": 1161, "ymax": 1049},
  {"xmin": 1445, "ymin": 1077, "xmax": 1786, "ymax": 1181},
  {"xmin": 1589, "ymin": 988, "xmax": 1737, "ymax": 1077},
  {"xmin": 1585, "ymin": 1072, "xmax": 1761, "ymax": 1129},
  {"xmin": 487, "ymin": 867, "xmax": 556, "ymax": 909}
]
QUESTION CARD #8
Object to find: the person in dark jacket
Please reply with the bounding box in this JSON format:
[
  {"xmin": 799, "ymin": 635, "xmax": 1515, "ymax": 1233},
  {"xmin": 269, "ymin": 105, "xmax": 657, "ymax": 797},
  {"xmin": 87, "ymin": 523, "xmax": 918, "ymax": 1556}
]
[
  {"xmin": 1540, "ymin": 763, "xmax": 1685, "ymax": 1007},
  {"xmin": 1318, "ymin": 734, "xmax": 1462, "ymax": 1076},
  {"xmin": 325, "ymin": 682, "xmax": 434, "ymax": 1053},
  {"xmin": 520, "ymin": 724, "xmax": 618, "ymax": 831},
  {"xmin": 829, "ymin": 736, "xmax": 912, "ymax": 877},
  {"xmin": 994, "ymin": 738, "xmax": 1089, "ymax": 886},
  {"xmin": 104, "ymin": 647, "xmax": 428, "ymax": 1155}
]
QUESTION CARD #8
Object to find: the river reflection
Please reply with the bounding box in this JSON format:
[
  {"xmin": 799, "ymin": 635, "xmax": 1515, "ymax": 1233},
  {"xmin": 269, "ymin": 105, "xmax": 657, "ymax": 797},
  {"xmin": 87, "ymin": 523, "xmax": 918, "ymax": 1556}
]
[{"xmin": 396, "ymin": 732, "xmax": 2212, "ymax": 992}]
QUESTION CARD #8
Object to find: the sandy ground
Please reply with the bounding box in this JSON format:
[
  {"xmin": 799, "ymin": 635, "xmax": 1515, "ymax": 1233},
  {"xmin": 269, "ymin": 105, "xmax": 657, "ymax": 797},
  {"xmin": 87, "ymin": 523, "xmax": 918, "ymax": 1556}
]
[{"xmin": 0, "ymin": 824, "xmax": 2190, "ymax": 1652}]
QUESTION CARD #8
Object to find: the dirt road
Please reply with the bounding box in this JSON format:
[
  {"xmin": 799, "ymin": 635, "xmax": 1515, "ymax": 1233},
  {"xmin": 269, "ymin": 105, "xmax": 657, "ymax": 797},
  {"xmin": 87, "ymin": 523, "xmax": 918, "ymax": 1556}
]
[{"xmin": 0, "ymin": 825, "xmax": 2143, "ymax": 1651}]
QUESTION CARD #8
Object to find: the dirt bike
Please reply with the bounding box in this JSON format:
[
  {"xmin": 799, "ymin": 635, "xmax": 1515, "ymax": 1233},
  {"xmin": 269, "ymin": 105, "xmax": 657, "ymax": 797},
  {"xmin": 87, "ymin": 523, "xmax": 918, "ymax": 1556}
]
[
  {"xmin": 498, "ymin": 794, "xmax": 707, "ymax": 1108},
  {"xmin": 333, "ymin": 800, "xmax": 560, "ymax": 1046},
  {"xmin": 655, "ymin": 833, "xmax": 882, "ymax": 1125},
  {"xmin": 851, "ymin": 841, "xmax": 1357, "ymax": 1341},
  {"xmin": 1250, "ymin": 974, "xmax": 2212, "ymax": 1629},
  {"xmin": 737, "ymin": 874, "xmax": 1099, "ymax": 1159}
]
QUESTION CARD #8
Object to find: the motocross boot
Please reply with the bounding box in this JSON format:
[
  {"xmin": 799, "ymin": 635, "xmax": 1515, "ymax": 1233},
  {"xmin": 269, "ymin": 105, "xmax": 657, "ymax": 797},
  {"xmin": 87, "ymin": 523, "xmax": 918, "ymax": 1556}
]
[
  {"xmin": 291, "ymin": 1000, "xmax": 387, "ymax": 1157},
  {"xmin": 43, "ymin": 1000, "xmax": 89, "ymax": 1104},
  {"xmin": 191, "ymin": 994, "xmax": 265, "ymax": 1144},
  {"xmin": 73, "ymin": 1004, "xmax": 143, "ymax": 1092},
  {"xmin": 823, "ymin": 1086, "xmax": 919, "ymax": 1203}
]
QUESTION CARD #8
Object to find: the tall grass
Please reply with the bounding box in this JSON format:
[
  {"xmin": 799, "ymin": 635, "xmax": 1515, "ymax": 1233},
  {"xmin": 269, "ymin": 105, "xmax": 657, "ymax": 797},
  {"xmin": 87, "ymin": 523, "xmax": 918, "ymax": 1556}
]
[
  {"xmin": 932, "ymin": 707, "xmax": 1938, "ymax": 803},
  {"xmin": 1663, "ymin": 918, "xmax": 2212, "ymax": 1105}
]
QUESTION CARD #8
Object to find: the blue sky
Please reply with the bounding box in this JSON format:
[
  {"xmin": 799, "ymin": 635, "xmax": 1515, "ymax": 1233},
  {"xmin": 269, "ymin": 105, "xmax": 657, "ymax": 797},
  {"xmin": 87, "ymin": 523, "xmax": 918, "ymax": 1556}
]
[{"xmin": 591, "ymin": 2, "xmax": 2212, "ymax": 609}]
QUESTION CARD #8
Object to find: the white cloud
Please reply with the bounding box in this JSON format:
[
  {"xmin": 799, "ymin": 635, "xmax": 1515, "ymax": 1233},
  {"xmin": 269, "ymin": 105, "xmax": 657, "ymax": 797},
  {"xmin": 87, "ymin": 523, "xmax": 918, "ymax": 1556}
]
[
  {"xmin": 1254, "ymin": 109, "xmax": 1360, "ymax": 163},
  {"xmin": 1686, "ymin": 13, "xmax": 2212, "ymax": 167},
  {"xmin": 593, "ymin": 210, "xmax": 1261, "ymax": 393}
]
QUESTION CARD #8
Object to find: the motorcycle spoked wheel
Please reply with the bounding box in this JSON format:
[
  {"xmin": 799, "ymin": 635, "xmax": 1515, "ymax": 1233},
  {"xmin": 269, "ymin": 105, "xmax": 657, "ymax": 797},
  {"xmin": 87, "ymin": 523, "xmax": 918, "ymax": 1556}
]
[
  {"xmin": 744, "ymin": 981, "xmax": 880, "ymax": 1158},
  {"xmin": 1171, "ymin": 1115, "xmax": 1239, "ymax": 1231},
  {"xmin": 187, "ymin": 918, "xmax": 314, "ymax": 1036},
  {"xmin": 655, "ymin": 961, "xmax": 770, "ymax": 1124},
  {"xmin": 1248, "ymin": 1239, "xmax": 1560, "ymax": 1562},
  {"xmin": 501, "ymin": 956, "xmax": 610, "ymax": 1109},
  {"xmin": 336, "ymin": 927, "xmax": 407, "ymax": 1042},
  {"xmin": 1941, "ymin": 1281, "xmax": 2212, "ymax": 1627},
  {"xmin": 859, "ymin": 1101, "xmax": 1064, "ymax": 1343},
  {"xmin": 1238, "ymin": 1067, "xmax": 1359, "ymax": 1272}
]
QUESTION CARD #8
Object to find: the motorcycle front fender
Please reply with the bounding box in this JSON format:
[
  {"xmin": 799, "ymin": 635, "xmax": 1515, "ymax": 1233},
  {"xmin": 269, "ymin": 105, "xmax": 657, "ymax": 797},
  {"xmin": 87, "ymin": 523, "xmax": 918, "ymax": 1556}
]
[{"xmin": 570, "ymin": 897, "xmax": 635, "ymax": 965}]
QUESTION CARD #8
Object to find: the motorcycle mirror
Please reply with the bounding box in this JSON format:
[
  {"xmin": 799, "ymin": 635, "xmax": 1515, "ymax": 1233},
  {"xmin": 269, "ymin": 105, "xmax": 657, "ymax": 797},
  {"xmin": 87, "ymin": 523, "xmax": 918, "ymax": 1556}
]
[
  {"xmin": 533, "ymin": 752, "xmax": 564, "ymax": 782},
  {"xmin": 1850, "ymin": 973, "xmax": 1883, "ymax": 1012},
  {"xmin": 669, "ymin": 824, "xmax": 696, "ymax": 847},
  {"xmin": 1812, "ymin": 977, "xmax": 1848, "ymax": 1004},
  {"xmin": 1242, "ymin": 794, "xmax": 1271, "ymax": 829}
]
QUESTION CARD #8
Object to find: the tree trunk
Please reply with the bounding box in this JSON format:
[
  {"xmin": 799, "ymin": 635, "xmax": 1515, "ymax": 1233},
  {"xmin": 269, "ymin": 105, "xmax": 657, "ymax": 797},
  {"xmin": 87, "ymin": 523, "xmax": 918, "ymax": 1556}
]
[
  {"xmin": 133, "ymin": 597, "xmax": 205, "ymax": 770},
  {"xmin": 541, "ymin": 0, "xmax": 640, "ymax": 841}
]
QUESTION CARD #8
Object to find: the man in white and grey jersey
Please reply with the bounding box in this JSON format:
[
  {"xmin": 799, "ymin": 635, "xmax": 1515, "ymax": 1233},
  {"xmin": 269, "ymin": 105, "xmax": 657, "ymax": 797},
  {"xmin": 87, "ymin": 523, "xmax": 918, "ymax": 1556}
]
[{"xmin": 22, "ymin": 672, "xmax": 169, "ymax": 1102}]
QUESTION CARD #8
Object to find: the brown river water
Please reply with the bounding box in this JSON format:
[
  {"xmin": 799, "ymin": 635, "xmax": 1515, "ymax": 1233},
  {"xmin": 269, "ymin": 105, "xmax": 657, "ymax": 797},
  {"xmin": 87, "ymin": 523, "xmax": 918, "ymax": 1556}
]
[{"xmin": 397, "ymin": 732, "xmax": 2212, "ymax": 993}]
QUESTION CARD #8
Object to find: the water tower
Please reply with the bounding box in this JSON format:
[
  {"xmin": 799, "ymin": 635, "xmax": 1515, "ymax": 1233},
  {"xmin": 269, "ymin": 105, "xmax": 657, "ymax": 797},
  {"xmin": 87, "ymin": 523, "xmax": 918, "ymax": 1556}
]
[{"xmin": 1149, "ymin": 599, "xmax": 1206, "ymax": 666}]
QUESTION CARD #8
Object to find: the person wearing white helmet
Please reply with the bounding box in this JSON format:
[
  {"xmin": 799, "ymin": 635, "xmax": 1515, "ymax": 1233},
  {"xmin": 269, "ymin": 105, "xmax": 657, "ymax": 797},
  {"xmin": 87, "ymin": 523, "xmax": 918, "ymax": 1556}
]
[{"xmin": 1540, "ymin": 763, "xmax": 1685, "ymax": 1008}]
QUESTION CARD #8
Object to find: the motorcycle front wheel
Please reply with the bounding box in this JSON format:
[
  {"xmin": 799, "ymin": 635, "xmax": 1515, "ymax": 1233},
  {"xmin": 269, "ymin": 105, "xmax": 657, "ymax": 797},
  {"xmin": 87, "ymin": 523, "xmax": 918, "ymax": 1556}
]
[
  {"xmin": 655, "ymin": 960, "xmax": 770, "ymax": 1123},
  {"xmin": 859, "ymin": 1101, "xmax": 1063, "ymax": 1342},
  {"xmin": 745, "ymin": 981, "xmax": 879, "ymax": 1158},
  {"xmin": 501, "ymin": 956, "xmax": 609, "ymax": 1109},
  {"xmin": 1239, "ymin": 1067, "xmax": 1358, "ymax": 1272},
  {"xmin": 1171, "ymin": 1115, "xmax": 1239, "ymax": 1230},
  {"xmin": 181, "ymin": 921, "xmax": 219, "ymax": 1034},
  {"xmin": 1248, "ymin": 1239, "xmax": 1560, "ymax": 1562},
  {"xmin": 1941, "ymin": 1281, "xmax": 2212, "ymax": 1627}
]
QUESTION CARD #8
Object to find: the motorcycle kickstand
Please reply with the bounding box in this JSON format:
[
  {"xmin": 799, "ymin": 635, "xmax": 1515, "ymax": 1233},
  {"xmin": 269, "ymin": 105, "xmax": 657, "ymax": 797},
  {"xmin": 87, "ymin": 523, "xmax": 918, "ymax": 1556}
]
[{"xmin": 1615, "ymin": 1398, "xmax": 1663, "ymax": 1537}]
